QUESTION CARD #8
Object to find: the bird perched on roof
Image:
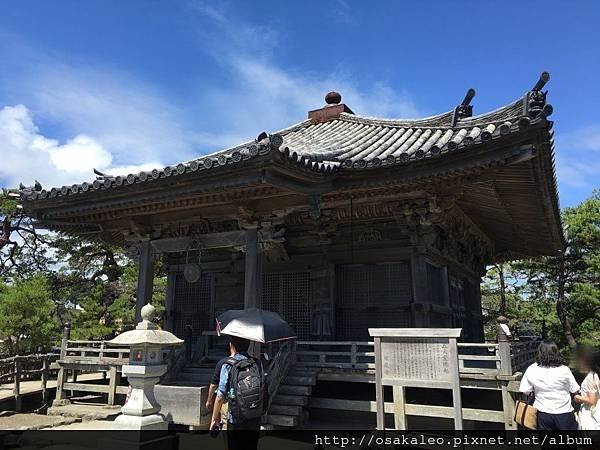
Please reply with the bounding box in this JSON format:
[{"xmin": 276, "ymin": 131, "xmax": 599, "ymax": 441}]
[
  {"xmin": 93, "ymin": 168, "xmax": 107, "ymax": 178},
  {"xmin": 34, "ymin": 180, "xmax": 42, "ymax": 191}
]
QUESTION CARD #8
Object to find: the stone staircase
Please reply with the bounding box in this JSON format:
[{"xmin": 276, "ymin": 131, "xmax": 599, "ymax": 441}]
[
  {"xmin": 265, "ymin": 367, "xmax": 316, "ymax": 428},
  {"xmin": 167, "ymin": 345, "xmax": 316, "ymax": 429}
]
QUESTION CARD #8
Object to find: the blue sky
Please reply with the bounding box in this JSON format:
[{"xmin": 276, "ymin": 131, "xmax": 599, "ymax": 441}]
[{"xmin": 0, "ymin": 1, "xmax": 598, "ymax": 207}]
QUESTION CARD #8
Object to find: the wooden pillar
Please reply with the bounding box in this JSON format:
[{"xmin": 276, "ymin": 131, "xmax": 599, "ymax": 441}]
[
  {"xmin": 41, "ymin": 357, "xmax": 49, "ymax": 403},
  {"xmin": 410, "ymin": 253, "xmax": 429, "ymax": 327},
  {"xmin": 13, "ymin": 358, "xmax": 21, "ymax": 412},
  {"xmin": 55, "ymin": 367, "xmax": 68, "ymax": 402},
  {"xmin": 497, "ymin": 317, "xmax": 516, "ymax": 430},
  {"xmin": 373, "ymin": 336, "xmax": 384, "ymax": 430},
  {"xmin": 60, "ymin": 322, "xmax": 70, "ymax": 360},
  {"xmin": 392, "ymin": 385, "xmax": 407, "ymax": 430},
  {"xmin": 135, "ymin": 240, "xmax": 154, "ymax": 323},
  {"xmin": 107, "ymin": 366, "xmax": 120, "ymax": 406},
  {"xmin": 244, "ymin": 228, "xmax": 260, "ymax": 309},
  {"xmin": 164, "ymin": 268, "xmax": 177, "ymax": 332}
]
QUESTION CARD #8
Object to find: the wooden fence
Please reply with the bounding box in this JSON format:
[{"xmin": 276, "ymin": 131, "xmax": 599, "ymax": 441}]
[
  {"xmin": 0, "ymin": 354, "xmax": 58, "ymax": 411},
  {"xmin": 55, "ymin": 322, "xmax": 192, "ymax": 406},
  {"xmin": 297, "ymin": 338, "xmax": 539, "ymax": 430},
  {"xmin": 55, "ymin": 338, "xmax": 131, "ymax": 405}
]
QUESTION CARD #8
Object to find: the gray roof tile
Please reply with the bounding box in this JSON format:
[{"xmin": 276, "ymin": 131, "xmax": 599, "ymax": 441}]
[{"xmin": 19, "ymin": 93, "xmax": 552, "ymax": 202}]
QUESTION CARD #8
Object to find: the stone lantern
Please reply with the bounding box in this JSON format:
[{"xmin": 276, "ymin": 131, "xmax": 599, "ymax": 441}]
[{"xmin": 109, "ymin": 303, "xmax": 183, "ymax": 430}]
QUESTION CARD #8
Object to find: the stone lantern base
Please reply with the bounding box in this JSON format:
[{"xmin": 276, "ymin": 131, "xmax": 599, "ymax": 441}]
[{"xmin": 116, "ymin": 364, "xmax": 169, "ymax": 430}]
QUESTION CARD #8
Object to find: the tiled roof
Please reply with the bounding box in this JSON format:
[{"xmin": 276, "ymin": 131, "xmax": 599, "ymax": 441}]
[
  {"xmin": 20, "ymin": 83, "xmax": 554, "ymax": 202},
  {"xmin": 278, "ymin": 97, "xmax": 539, "ymax": 171}
]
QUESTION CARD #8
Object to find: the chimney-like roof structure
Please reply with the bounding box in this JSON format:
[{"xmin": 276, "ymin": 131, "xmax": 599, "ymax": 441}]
[{"xmin": 19, "ymin": 72, "xmax": 562, "ymax": 260}]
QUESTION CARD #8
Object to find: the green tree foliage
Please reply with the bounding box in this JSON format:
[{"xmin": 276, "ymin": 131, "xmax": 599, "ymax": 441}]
[
  {"xmin": 0, "ymin": 276, "xmax": 58, "ymax": 356},
  {"xmin": 1, "ymin": 189, "xmax": 51, "ymax": 280},
  {"xmin": 483, "ymin": 191, "xmax": 600, "ymax": 350},
  {"xmin": 50, "ymin": 235, "xmax": 166, "ymax": 340}
]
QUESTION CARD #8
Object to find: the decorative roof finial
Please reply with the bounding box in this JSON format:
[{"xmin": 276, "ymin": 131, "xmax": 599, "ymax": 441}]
[
  {"xmin": 308, "ymin": 91, "xmax": 353, "ymax": 123},
  {"xmin": 526, "ymin": 71, "xmax": 551, "ymax": 119},
  {"xmin": 452, "ymin": 88, "xmax": 476, "ymax": 126},
  {"xmin": 532, "ymin": 71, "xmax": 550, "ymax": 92},
  {"xmin": 325, "ymin": 91, "xmax": 341, "ymax": 105}
]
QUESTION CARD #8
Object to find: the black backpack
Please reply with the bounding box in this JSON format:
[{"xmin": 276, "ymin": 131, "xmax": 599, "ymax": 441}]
[{"xmin": 225, "ymin": 356, "xmax": 265, "ymax": 422}]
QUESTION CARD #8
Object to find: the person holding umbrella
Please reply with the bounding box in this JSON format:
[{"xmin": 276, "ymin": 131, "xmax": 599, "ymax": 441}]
[
  {"xmin": 210, "ymin": 308, "xmax": 296, "ymax": 450},
  {"xmin": 211, "ymin": 335, "xmax": 261, "ymax": 450}
]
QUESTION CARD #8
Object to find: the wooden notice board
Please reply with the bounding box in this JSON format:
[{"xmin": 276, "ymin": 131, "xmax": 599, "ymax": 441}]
[{"xmin": 368, "ymin": 328, "xmax": 463, "ymax": 430}]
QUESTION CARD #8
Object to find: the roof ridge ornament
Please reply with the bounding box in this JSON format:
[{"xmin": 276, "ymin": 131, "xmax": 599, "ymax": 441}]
[
  {"xmin": 308, "ymin": 91, "xmax": 354, "ymax": 124},
  {"xmin": 523, "ymin": 71, "xmax": 553, "ymax": 120},
  {"xmin": 451, "ymin": 88, "xmax": 476, "ymax": 126}
]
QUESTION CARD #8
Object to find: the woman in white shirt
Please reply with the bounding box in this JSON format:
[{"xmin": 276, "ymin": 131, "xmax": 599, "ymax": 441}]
[
  {"xmin": 574, "ymin": 349, "xmax": 600, "ymax": 430},
  {"xmin": 519, "ymin": 341, "xmax": 580, "ymax": 430}
]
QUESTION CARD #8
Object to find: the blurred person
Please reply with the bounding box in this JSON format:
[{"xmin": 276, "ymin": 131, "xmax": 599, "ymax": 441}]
[
  {"xmin": 519, "ymin": 341, "xmax": 580, "ymax": 430},
  {"xmin": 574, "ymin": 347, "xmax": 600, "ymax": 430}
]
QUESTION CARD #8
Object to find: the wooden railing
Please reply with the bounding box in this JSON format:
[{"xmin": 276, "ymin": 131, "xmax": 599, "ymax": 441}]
[
  {"xmin": 265, "ymin": 339, "xmax": 296, "ymax": 413},
  {"xmin": 510, "ymin": 340, "xmax": 540, "ymax": 373},
  {"xmin": 298, "ymin": 339, "xmax": 536, "ymax": 430},
  {"xmin": 296, "ymin": 340, "xmax": 537, "ymax": 379},
  {"xmin": 0, "ymin": 354, "xmax": 58, "ymax": 411},
  {"xmin": 61, "ymin": 339, "xmax": 131, "ymax": 364},
  {"xmin": 296, "ymin": 341, "xmax": 374, "ymax": 370},
  {"xmin": 55, "ymin": 338, "xmax": 131, "ymax": 405}
]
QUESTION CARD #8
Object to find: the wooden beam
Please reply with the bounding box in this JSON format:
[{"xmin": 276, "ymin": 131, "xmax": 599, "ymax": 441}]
[
  {"xmin": 308, "ymin": 397, "xmax": 505, "ymax": 423},
  {"xmin": 244, "ymin": 228, "xmax": 259, "ymax": 309},
  {"xmin": 135, "ymin": 240, "xmax": 154, "ymax": 323}
]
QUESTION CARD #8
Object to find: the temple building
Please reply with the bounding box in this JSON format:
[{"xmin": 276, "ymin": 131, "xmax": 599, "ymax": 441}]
[{"xmin": 19, "ymin": 73, "xmax": 562, "ymax": 343}]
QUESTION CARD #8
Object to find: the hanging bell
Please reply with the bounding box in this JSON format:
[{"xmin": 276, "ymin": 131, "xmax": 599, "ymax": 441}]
[{"xmin": 183, "ymin": 248, "xmax": 201, "ymax": 283}]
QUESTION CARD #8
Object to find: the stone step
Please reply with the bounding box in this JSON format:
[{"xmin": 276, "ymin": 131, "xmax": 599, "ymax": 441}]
[
  {"xmin": 290, "ymin": 366, "xmax": 318, "ymax": 375},
  {"xmin": 166, "ymin": 380, "xmax": 207, "ymax": 387},
  {"xmin": 268, "ymin": 404, "xmax": 303, "ymax": 416},
  {"xmin": 273, "ymin": 394, "xmax": 308, "ymax": 406},
  {"xmin": 176, "ymin": 372, "xmax": 213, "ymax": 383},
  {"xmin": 188, "ymin": 363, "xmax": 217, "ymax": 369},
  {"xmin": 182, "ymin": 367, "xmax": 214, "ymax": 374},
  {"xmin": 265, "ymin": 414, "xmax": 298, "ymax": 427},
  {"xmin": 278, "ymin": 385, "xmax": 312, "ymax": 396},
  {"xmin": 283, "ymin": 375, "xmax": 316, "ymax": 386}
]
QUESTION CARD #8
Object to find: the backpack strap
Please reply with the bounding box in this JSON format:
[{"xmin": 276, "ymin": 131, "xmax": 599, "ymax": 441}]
[{"xmin": 224, "ymin": 357, "xmax": 237, "ymax": 366}]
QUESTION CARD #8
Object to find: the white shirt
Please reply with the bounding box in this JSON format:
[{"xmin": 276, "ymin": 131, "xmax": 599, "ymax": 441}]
[
  {"xmin": 581, "ymin": 371, "xmax": 599, "ymax": 396},
  {"xmin": 519, "ymin": 363, "xmax": 580, "ymax": 414},
  {"xmin": 499, "ymin": 323, "xmax": 512, "ymax": 338}
]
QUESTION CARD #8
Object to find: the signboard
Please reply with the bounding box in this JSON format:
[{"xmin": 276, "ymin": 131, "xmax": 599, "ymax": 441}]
[{"xmin": 369, "ymin": 328, "xmax": 463, "ymax": 430}]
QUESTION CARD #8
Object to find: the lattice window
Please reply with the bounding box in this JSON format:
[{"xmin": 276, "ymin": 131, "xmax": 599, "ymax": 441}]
[
  {"xmin": 449, "ymin": 276, "xmax": 465, "ymax": 310},
  {"xmin": 336, "ymin": 262, "xmax": 412, "ymax": 340},
  {"xmin": 426, "ymin": 263, "xmax": 445, "ymax": 305},
  {"xmin": 262, "ymin": 272, "xmax": 311, "ymax": 340},
  {"xmin": 173, "ymin": 272, "xmax": 212, "ymax": 340},
  {"xmin": 337, "ymin": 262, "xmax": 412, "ymax": 308}
]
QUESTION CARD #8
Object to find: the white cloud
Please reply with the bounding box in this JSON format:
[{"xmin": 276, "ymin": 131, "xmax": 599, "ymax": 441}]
[
  {"xmin": 16, "ymin": 63, "xmax": 194, "ymax": 164},
  {"xmin": 553, "ymin": 125, "xmax": 600, "ymax": 190},
  {"xmin": 0, "ymin": 104, "xmax": 159, "ymax": 189},
  {"xmin": 0, "ymin": 4, "xmax": 422, "ymax": 190},
  {"xmin": 45, "ymin": 135, "xmax": 112, "ymax": 173},
  {"xmin": 561, "ymin": 125, "xmax": 600, "ymax": 152},
  {"xmin": 186, "ymin": 2, "xmax": 421, "ymax": 146}
]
